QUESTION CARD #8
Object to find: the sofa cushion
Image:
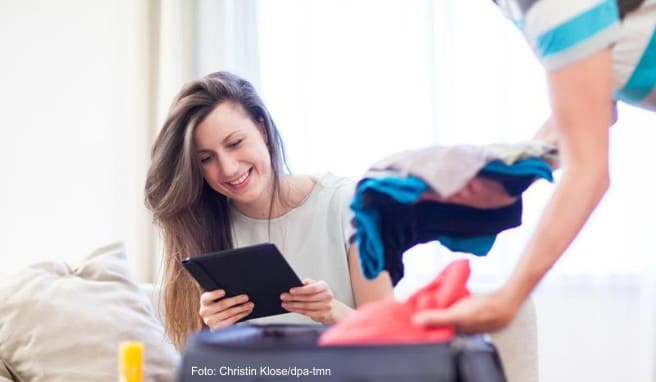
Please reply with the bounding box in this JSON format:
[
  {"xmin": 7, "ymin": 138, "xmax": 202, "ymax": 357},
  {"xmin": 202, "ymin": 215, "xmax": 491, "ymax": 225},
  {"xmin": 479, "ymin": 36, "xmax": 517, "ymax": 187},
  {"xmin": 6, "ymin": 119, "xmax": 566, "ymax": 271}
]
[{"xmin": 0, "ymin": 242, "xmax": 179, "ymax": 382}]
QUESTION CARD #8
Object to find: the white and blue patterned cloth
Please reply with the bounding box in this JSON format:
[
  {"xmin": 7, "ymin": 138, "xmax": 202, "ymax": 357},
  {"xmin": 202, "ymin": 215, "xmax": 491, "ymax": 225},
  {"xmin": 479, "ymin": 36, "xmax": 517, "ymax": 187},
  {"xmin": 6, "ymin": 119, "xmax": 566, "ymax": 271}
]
[
  {"xmin": 351, "ymin": 142, "xmax": 556, "ymax": 284},
  {"xmin": 495, "ymin": 0, "xmax": 656, "ymax": 110}
]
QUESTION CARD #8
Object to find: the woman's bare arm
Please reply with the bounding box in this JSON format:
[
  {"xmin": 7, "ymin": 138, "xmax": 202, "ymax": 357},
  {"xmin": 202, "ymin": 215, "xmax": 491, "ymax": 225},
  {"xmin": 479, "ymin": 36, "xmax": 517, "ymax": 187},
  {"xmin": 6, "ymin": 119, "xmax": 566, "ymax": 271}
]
[{"xmin": 414, "ymin": 47, "xmax": 614, "ymax": 332}]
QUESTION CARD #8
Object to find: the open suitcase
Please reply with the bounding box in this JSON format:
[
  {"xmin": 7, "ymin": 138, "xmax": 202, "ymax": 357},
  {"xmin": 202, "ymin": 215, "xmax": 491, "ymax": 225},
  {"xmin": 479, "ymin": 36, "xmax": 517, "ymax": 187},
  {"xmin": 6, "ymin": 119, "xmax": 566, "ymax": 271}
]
[{"xmin": 177, "ymin": 324, "xmax": 506, "ymax": 381}]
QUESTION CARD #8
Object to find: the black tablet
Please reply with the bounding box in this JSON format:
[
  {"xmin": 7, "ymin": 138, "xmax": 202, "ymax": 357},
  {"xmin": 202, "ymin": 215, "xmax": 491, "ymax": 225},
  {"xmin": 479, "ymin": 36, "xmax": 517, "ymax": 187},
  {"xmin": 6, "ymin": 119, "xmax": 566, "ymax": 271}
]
[{"xmin": 181, "ymin": 243, "xmax": 303, "ymax": 321}]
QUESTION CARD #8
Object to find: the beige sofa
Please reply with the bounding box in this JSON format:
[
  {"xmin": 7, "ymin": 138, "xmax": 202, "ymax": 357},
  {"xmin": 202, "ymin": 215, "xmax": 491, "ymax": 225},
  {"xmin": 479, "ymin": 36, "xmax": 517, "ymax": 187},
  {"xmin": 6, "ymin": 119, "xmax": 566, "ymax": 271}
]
[
  {"xmin": 0, "ymin": 244, "xmax": 180, "ymax": 382},
  {"xmin": 487, "ymin": 298, "xmax": 538, "ymax": 382}
]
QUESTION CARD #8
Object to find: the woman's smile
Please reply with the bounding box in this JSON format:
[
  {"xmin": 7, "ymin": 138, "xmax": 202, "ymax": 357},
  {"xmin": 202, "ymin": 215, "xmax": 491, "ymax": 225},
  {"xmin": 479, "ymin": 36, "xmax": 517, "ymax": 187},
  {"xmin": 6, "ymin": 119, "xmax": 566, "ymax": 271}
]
[{"xmin": 226, "ymin": 168, "xmax": 252, "ymax": 190}]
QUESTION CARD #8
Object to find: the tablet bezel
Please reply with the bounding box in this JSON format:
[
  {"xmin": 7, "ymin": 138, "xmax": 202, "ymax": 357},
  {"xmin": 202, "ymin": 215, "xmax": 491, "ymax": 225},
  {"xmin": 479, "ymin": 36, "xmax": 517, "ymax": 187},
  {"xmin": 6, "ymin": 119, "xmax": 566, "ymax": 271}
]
[{"xmin": 182, "ymin": 243, "xmax": 303, "ymax": 321}]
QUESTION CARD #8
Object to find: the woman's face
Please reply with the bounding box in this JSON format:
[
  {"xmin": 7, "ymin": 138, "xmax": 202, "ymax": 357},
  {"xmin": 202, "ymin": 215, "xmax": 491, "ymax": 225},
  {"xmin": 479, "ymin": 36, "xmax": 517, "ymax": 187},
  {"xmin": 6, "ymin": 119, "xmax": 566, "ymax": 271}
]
[{"xmin": 194, "ymin": 101, "xmax": 273, "ymax": 210}]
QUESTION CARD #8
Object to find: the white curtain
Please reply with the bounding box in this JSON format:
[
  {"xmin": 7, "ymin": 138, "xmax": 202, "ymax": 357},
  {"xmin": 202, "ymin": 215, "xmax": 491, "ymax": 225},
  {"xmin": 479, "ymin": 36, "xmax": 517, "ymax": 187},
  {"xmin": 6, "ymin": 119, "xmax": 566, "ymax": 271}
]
[
  {"xmin": 252, "ymin": 0, "xmax": 656, "ymax": 381},
  {"xmin": 195, "ymin": 0, "xmax": 261, "ymax": 87}
]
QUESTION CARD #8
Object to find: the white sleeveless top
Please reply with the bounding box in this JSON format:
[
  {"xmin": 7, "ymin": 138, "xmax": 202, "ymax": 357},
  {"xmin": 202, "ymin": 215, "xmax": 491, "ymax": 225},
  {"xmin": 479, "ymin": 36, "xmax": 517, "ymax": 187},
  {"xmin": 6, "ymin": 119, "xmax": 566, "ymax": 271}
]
[{"xmin": 229, "ymin": 173, "xmax": 356, "ymax": 324}]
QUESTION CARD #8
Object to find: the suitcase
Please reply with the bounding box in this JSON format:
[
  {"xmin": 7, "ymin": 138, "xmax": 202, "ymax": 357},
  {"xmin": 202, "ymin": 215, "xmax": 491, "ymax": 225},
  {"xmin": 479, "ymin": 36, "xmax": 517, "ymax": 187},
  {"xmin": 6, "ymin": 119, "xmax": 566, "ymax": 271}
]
[{"xmin": 177, "ymin": 324, "xmax": 507, "ymax": 381}]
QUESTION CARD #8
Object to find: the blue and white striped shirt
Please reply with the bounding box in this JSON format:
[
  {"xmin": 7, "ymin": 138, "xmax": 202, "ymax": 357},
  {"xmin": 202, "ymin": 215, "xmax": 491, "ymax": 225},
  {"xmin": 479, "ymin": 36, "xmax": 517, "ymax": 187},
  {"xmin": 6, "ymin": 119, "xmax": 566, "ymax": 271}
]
[{"xmin": 496, "ymin": 0, "xmax": 656, "ymax": 110}]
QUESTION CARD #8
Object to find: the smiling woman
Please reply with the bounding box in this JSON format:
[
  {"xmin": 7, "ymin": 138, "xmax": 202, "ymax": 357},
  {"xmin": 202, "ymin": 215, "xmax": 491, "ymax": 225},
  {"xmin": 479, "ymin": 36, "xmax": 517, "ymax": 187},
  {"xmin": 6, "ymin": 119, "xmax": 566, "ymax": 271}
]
[
  {"xmin": 144, "ymin": 71, "xmax": 393, "ymax": 349},
  {"xmin": 194, "ymin": 101, "xmax": 279, "ymax": 218}
]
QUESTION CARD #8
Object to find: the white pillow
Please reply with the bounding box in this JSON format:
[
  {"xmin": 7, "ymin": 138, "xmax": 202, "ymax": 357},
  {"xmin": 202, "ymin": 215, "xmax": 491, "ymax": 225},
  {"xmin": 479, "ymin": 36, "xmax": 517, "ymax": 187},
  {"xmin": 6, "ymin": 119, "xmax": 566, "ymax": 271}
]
[{"xmin": 0, "ymin": 242, "xmax": 179, "ymax": 382}]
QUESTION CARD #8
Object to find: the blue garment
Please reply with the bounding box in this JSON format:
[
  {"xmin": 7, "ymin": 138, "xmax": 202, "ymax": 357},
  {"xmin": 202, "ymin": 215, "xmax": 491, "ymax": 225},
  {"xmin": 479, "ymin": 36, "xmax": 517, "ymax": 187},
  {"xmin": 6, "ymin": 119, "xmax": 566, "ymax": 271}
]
[{"xmin": 351, "ymin": 158, "xmax": 553, "ymax": 285}]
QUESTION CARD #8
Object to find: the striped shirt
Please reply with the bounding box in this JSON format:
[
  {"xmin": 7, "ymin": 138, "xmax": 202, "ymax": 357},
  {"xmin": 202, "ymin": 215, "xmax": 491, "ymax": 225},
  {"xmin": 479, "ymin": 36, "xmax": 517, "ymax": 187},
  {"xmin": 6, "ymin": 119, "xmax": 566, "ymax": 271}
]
[{"xmin": 495, "ymin": 0, "xmax": 656, "ymax": 110}]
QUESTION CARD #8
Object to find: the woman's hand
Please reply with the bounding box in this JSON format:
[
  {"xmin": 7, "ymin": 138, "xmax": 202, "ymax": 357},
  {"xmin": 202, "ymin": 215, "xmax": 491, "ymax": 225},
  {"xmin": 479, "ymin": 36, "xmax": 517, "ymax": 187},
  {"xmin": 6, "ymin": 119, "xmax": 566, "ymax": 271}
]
[
  {"xmin": 420, "ymin": 177, "xmax": 517, "ymax": 209},
  {"xmin": 199, "ymin": 289, "xmax": 254, "ymax": 330},
  {"xmin": 281, "ymin": 278, "xmax": 352, "ymax": 324},
  {"xmin": 412, "ymin": 291, "xmax": 520, "ymax": 333}
]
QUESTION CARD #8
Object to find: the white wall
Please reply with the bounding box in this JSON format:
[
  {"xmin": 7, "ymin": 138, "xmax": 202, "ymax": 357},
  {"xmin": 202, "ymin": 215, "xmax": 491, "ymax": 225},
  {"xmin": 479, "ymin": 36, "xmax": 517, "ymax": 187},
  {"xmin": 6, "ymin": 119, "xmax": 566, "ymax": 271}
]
[{"xmin": 0, "ymin": 0, "xmax": 155, "ymax": 280}]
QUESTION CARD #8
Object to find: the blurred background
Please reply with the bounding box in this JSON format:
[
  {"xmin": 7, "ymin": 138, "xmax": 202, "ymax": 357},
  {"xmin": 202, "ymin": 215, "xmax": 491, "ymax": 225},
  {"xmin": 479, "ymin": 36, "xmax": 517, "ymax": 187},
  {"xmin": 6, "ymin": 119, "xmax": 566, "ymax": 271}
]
[{"xmin": 1, "ymin": 0, "xmax": 655, "ymax": 380}]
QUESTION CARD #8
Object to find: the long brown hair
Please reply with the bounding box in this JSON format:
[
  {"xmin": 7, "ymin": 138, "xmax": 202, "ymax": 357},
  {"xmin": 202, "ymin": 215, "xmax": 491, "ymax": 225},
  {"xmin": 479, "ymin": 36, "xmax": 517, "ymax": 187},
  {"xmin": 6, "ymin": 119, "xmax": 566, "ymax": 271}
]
[{"xmin": 145, "ymin": 71, "xmax": 287, "ymax": 349}]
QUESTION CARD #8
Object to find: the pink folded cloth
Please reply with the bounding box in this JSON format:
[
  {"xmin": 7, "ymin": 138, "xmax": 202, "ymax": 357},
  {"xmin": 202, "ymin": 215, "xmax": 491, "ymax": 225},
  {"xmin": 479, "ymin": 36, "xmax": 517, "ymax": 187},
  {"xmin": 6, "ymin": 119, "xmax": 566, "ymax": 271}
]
[{"xmin": 319, "ymin": 259, "xmax": 470, "ymax": 345}]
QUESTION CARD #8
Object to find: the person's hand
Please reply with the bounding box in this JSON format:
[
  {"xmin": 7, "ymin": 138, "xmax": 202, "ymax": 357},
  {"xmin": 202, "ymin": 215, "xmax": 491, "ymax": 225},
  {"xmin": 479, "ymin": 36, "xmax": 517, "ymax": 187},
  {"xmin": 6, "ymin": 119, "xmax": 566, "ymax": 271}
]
[
  {"xmin": 420, "ymin": 177, "xmax": 516, "ymax": 209},
  {"xmin": 412, "ymin": 292, "xmax": 519, "ymax": 333},
  {"xmin": 199, "ymin": 289, "xmax": 254, "ymax": 330},
  {"xmin": 281, "ymin": 278, "xmax": 352, "ymax": 324}
]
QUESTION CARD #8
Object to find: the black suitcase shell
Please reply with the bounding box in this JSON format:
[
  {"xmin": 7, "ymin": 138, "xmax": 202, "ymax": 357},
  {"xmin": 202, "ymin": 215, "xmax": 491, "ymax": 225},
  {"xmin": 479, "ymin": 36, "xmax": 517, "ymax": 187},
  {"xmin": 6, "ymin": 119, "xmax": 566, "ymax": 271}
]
[{"xmin": 177, "ymin": 324, "xmax": 506, "ymax": 381}]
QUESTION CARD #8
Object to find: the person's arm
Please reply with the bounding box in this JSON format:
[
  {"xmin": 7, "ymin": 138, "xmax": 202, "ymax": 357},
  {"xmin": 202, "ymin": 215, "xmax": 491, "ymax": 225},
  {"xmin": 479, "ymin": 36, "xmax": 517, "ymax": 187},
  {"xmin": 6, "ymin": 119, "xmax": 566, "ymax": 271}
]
[
  {"xmin": 414, "ymin": 47, "xmax": 614, "ymax": 332},
  {"xmin": 347, "ymin": 244, "xmax": 394, "ymax": 306},
  {"xmin": 534, "ymin": 102, "xmax": 616, "ymax": 170}
]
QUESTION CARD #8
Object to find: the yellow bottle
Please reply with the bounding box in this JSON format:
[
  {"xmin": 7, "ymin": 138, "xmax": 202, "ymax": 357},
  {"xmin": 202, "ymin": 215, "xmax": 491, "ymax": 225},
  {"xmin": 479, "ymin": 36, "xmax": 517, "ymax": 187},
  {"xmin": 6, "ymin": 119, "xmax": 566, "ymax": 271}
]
[{"xmin": 118, "ymin": 341, "xmax": 144, "ymax": 382}]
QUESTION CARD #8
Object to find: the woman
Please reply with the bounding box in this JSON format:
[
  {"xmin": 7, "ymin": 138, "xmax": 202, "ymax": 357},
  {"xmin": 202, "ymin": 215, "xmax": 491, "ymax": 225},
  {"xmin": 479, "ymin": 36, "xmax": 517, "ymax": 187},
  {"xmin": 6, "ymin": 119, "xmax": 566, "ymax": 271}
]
[
  {"xmin": 145, "ymin": 71, "xmax": 392, "ymax": 349},
  {"xmin": 414, "ymin": 0, "xmax": 656, "ymax": 332}
]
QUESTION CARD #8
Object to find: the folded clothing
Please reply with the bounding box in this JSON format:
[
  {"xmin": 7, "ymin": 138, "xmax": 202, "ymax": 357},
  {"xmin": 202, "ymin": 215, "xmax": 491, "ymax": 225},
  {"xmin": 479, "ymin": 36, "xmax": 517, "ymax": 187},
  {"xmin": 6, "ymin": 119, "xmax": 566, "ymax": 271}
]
[
  {"xmin": 319, "ymin": 259, "xmax": 471, "ymax": 345},
  {"xmin": 351, "ymin": 142, "xmax": 556, "ymax": 285}
]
